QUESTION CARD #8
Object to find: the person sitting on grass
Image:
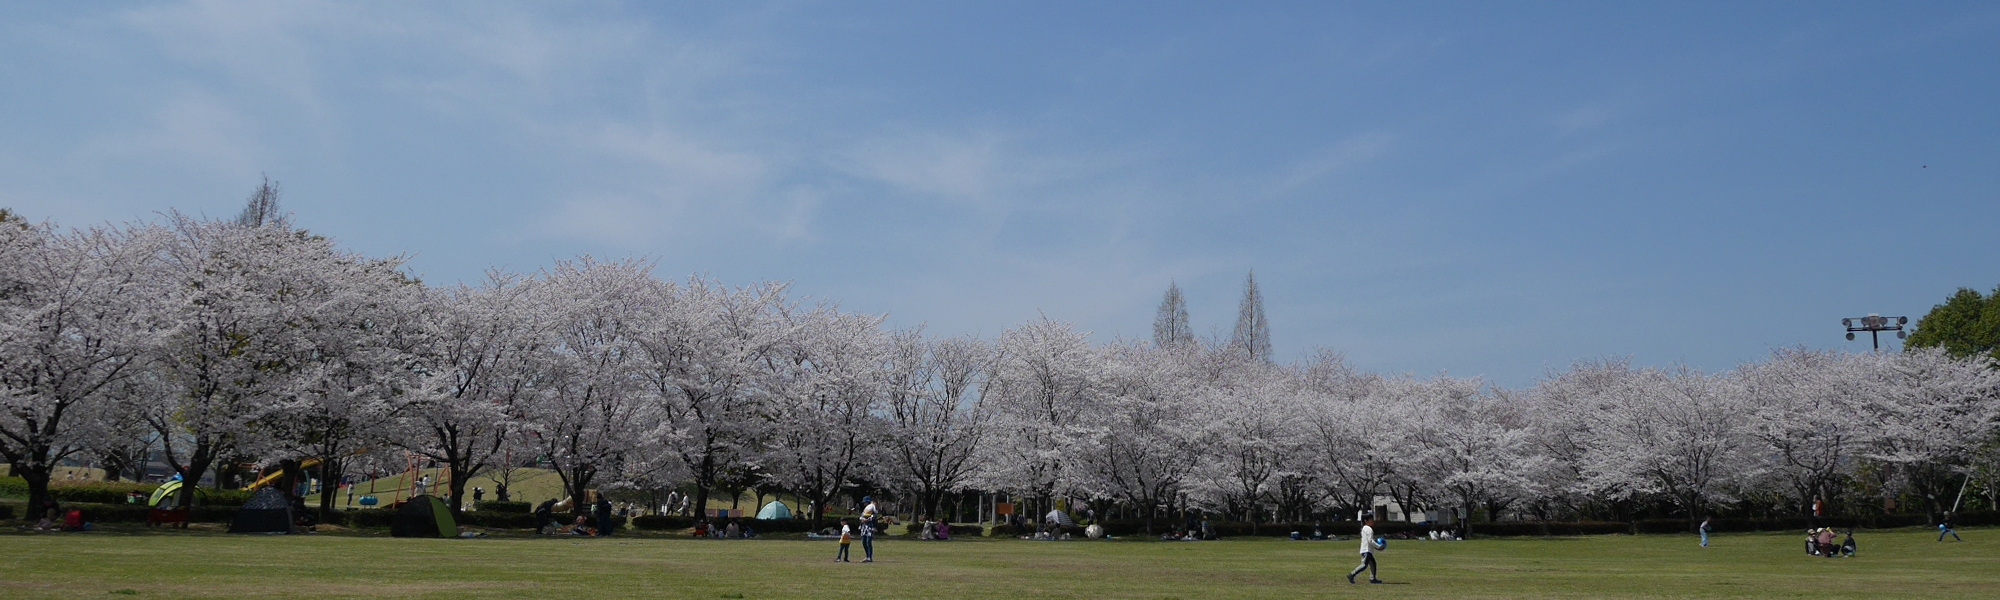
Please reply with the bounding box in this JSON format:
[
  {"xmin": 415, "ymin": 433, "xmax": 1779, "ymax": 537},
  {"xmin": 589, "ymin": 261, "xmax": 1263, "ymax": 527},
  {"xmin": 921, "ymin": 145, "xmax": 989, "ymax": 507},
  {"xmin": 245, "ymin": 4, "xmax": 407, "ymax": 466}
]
[
  {"xmin": 1841, "ymin": 530, "xmax": 1856, "ymax": 557},
  {"xmin": 1817, "ymin": 528, "xmax": 1838, "ymax": 558},
  {"xmin": 725, "ymin": 520, "xmax": 741, "ymax": 539},
  {"xmin": 564, "ymin": 515, "xmax": 596, "ymax": 537},
  {"xmin": 34, "ymin": 500, "xmax": 62, "ymax": 531},
  {"xmin": 693, "ymin": 520, "xmax": 710, "ymax": 538}
]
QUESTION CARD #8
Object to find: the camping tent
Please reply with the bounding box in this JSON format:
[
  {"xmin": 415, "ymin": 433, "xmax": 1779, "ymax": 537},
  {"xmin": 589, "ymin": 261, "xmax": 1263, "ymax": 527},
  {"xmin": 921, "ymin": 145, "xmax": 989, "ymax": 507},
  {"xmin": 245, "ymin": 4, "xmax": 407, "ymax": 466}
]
[
  {"xmin": 228, "ymin": 488, "xmax": 296, "ymax": 534},
  {"xmin": 148, "ymin": 478, "xmax": 186, "ymax": 509},
  {"xmin": 756, "ymin": 501, "xmax": 792, "ymax": 520},
  {"xmin": 1044, "ymin": 509, "xmax": 1074, "ymax": 527},
  {"xmin": 391, "ymin": 495, "xmax": 459, "ymax": 538}
]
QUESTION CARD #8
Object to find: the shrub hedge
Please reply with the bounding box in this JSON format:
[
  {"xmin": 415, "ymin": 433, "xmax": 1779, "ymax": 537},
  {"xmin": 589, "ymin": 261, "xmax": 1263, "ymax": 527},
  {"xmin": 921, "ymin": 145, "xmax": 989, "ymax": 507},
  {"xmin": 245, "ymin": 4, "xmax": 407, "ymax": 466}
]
[
  {"xmin": 345, "ymin": 509, "xmax": 396, "ymax": 528},
  {"xmin": 474, "ymin": 500, "xmax": 531, "ymax": 513},
  {"xmin": 630, "ymin": 514, "xmax": 844, "ymax": 534},
  {"xmin": 0, "ymin": 504, "xmax": 13, "ymax": 520},
  {"xmin": 901, "ymin": 523, "xmax": 987, "ymax": 538},
  {"xmin": 632, "ymin": 515, "xmax": 694, "ymax": 530},
  {"xmin": 17, "ymin": 502, "xmax": 242, "ymax": 524},
  {"xmin": 0, "ymin": 477, "xmax": 252, "ymax": 506},
  {"xmin": 459, "ymin": 511, "xmax": 540, "ymax": 529}
]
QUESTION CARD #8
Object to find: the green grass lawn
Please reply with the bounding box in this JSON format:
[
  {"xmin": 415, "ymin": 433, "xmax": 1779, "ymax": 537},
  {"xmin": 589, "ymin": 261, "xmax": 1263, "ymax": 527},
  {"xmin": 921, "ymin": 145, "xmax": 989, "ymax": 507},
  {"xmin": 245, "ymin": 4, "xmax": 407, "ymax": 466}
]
[{"xmin": 2, "ymin": 527, "xmax": 1995, "ymax": 599}]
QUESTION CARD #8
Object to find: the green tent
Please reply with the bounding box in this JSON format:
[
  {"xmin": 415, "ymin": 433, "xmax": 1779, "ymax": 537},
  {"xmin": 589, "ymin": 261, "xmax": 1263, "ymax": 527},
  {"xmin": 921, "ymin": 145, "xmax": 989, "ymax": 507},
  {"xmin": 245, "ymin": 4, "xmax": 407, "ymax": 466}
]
[
  {"xmin": 148, "ymin": 479, "xmax": 185, "ymax": 509},
  {"xmin": 755, "ymin": 501, "xmax": 792, "ymax": 520}
]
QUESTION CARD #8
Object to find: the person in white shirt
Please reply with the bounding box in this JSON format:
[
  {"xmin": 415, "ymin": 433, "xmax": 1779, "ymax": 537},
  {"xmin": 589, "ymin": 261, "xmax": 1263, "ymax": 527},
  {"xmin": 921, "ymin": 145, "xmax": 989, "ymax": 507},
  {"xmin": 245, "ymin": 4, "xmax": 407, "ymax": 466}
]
[{"xmin": 1349, "ymin": 513, "xmax": 1385, "ymax": 584}]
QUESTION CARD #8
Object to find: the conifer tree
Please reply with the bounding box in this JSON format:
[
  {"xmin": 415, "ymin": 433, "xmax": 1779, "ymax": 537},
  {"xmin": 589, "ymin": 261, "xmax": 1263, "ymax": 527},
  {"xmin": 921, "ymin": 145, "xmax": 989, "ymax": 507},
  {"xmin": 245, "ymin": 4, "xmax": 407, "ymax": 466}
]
[
  {"xmin": 1153, "ymin": 281, "xmax": 1194, "ymax": 349},
  {"xmin": 1231, "ymin": 271, "xmax": 1272, "ymax": 362},
  {"xmin": 234, "ymin": 176, "xmax": 284, "ymax": 227}
]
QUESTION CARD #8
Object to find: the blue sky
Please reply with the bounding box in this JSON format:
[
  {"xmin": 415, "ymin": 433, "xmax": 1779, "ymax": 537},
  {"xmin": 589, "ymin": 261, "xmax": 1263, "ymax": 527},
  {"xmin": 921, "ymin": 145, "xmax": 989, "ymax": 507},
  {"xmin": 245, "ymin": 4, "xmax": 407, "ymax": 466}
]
[{"xmin": 4, "ymin": 1, "xmax": 1996, "ymax": 387}]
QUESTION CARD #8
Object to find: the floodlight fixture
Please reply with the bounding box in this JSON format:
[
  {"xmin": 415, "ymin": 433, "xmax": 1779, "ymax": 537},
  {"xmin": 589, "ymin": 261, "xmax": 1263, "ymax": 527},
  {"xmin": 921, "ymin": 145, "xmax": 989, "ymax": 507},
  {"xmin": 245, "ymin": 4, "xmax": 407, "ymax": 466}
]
[{"xmin": 1843, "ymin": 313, "xmax": 1908, "ymax": 351}]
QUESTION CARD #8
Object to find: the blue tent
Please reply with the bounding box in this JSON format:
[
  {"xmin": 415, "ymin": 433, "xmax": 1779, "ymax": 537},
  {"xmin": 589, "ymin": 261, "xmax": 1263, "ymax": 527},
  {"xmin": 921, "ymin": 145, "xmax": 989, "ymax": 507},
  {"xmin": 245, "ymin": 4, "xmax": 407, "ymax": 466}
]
[{"xmin": 755, "ymin": 501, "xmax": 792, "ymax": 520}]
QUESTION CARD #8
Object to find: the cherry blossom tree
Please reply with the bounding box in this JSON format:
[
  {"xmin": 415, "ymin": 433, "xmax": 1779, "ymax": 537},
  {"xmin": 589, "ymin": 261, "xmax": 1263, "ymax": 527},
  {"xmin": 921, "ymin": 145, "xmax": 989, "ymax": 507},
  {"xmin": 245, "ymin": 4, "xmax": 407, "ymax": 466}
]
[
  {"xmin": 0, "ymin": 220, "xmax": 167, "ymax": 512},
  {"xmin": 259, "ymin": 249, "xmax": 427, "ymax": 519},
  {"xmin": 1852, "ymin": 347, "xmax": 2000, "ymax": 518},
  {"xmin": 1187, "ymin": 352, "xmax": 1303, "ymax": 525},
  {"xmin": 975, "ymin": 316, "xmax": 1099, "ymax": 518},
  {"xmin": 1573, "ymin": 365, "xmax": 1757, "ymax": 524},
  {"xmin": 145, "ymin": 214, "xmax": 360, "ymax": 504},
  {"xmin": 760, "ymin": 304, "xmax": 889, "ymax": 526},
  {"xmin": 518, "ymin": 258, "xmax": 662, "ymax": 506},
  {"xmin": 400, "ymin": 273, "xmax": 546, "ymax": 513},
  {"xmin": 1070, "ymin": 341, "xmax": 1206, "ymax": 532},
  {"xmin": 1738, "ymin": 348, "xmax": 1869, "ymax": 516},
  {"xmin": 1297, "ymin": 352, "xmax": 1395, "ymax": 520},
  {"xmin": 880, "ymin": 331, "xmax": 992, "ymax": 523},
  {"xmin": 636, "ymin": 276, "xmax": 788, "ymax": 518},
  {"xmin": 1402, "ymin": 378, "xmax": 1543, "ymax": 532}
]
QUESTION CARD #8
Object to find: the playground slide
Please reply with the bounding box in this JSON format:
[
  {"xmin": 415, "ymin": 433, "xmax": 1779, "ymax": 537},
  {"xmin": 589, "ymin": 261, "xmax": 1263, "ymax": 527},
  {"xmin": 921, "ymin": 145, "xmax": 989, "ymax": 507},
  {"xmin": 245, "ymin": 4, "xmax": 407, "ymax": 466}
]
[{"xmin": 244, "ymin": 458, "xmax": 324, "ymax": 492}]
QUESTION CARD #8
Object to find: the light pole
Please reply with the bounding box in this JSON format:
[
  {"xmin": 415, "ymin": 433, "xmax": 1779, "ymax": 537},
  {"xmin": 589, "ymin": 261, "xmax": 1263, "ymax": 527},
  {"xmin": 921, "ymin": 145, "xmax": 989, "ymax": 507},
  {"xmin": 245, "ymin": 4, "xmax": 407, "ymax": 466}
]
[{"xmin": 1843, "ymin": 313, "xmax": 1907, "ymax": 351}]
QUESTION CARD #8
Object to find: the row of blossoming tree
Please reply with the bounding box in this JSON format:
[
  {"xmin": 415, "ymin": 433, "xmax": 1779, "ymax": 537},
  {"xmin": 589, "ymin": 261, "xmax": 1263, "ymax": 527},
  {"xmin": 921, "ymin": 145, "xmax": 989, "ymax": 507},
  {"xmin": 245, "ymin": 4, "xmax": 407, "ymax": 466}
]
[{"xmin": 3, "ymin": 196, "xmax": 1997, "ymax": 530}]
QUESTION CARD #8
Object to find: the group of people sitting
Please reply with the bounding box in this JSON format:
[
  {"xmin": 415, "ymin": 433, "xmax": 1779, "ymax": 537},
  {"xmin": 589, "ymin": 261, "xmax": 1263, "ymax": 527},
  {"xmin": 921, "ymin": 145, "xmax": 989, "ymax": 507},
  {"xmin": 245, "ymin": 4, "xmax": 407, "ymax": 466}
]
[
  {"xmin": 1416, "ymin": 521, "xmax": 1464, "ymax": 541},
  {"xmin": 915, "ymin": 519, "xmax": 951, "ymax": 540},
  {"xmin": 32, "ymin": 500, "xmax": 89, "ymax": 532},
  {"xmin": 1159, "ymin": 526, "xmax": 1215, "ymax": 541},
  {"xmin": 692, "ymin": 519, "xmax": 756, "ymax": 539},
  {"xmin": 1806, "ymin": 527, "xmax": 1856, "ymax": 558},
  {"xmin": 533, "ymin": 493, "xmax": 620, "ymax": 537}
]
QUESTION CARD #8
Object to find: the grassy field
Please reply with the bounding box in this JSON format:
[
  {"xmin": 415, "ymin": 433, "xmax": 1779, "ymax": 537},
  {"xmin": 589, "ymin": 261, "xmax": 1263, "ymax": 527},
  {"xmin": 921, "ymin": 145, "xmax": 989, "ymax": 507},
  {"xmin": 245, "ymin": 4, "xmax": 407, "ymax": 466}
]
[{"xmin": 2, "ymin": 527, "xmax": 1994, "ymax": 599}]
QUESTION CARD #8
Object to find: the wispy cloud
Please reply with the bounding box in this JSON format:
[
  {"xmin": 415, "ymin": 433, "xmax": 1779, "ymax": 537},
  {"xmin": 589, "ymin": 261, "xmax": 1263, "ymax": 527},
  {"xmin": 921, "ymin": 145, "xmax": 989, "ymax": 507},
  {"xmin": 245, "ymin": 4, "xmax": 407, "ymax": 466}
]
[
  {"xmin": 78, "ymin": 89, "xmax": 264, "ymax": 181},
  {"xmin": 1273, "ymin": 132, "xmax": 1395, "ymax": 193}
]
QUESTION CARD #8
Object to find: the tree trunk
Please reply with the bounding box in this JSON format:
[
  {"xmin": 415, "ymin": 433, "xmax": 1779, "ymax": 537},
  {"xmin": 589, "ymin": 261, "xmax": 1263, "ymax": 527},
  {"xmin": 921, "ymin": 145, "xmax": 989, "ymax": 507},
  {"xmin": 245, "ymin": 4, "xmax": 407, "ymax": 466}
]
[
  {"xmin": 316, "ymin": 458, "xmax": 342, "ymax": 523},
  {"xmin": 175, "ymin": 446, "xmax": 219, "ymax": 508},
  {"xmin": 692, "ymin": 452, "xmax": 714, "ymax": 520},
  {"xmin": 18, "ymin": 461, "xmax": 53, "ymax": 520},
  {"xmin": 446, "ymin": 462, "xmax": 471, "ymax": 515}
]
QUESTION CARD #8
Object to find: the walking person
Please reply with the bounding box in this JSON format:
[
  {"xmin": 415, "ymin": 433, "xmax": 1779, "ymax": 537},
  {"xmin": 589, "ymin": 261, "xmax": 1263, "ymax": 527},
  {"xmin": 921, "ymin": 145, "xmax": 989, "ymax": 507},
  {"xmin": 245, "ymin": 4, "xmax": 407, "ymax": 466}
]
[
  {"xmin": 1348, "ymin": 513, "xmax": 1385, "ymax": 584},
  {"xmin": 860, "ymin": 496, "xmax": 881, "ymax": 563},
  {"xmin": 1938, "ymin": 513, "xmax": 1962, "ymax": 542},
  {"xmin": 1699, "ymin": 517, "xmax": 1711, "ymax": 548},
  {"xmin": 835, "ymin": 519, "xmax": 854, "ymax": 562}
]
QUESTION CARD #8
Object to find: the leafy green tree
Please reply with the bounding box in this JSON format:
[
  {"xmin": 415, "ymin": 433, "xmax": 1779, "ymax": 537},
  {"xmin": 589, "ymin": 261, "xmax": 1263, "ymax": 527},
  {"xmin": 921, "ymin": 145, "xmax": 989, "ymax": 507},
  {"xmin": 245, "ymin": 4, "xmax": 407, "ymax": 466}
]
[{"xmin": 1906, "ymin": 286, "xmax": 2000, "ymax": 362}]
